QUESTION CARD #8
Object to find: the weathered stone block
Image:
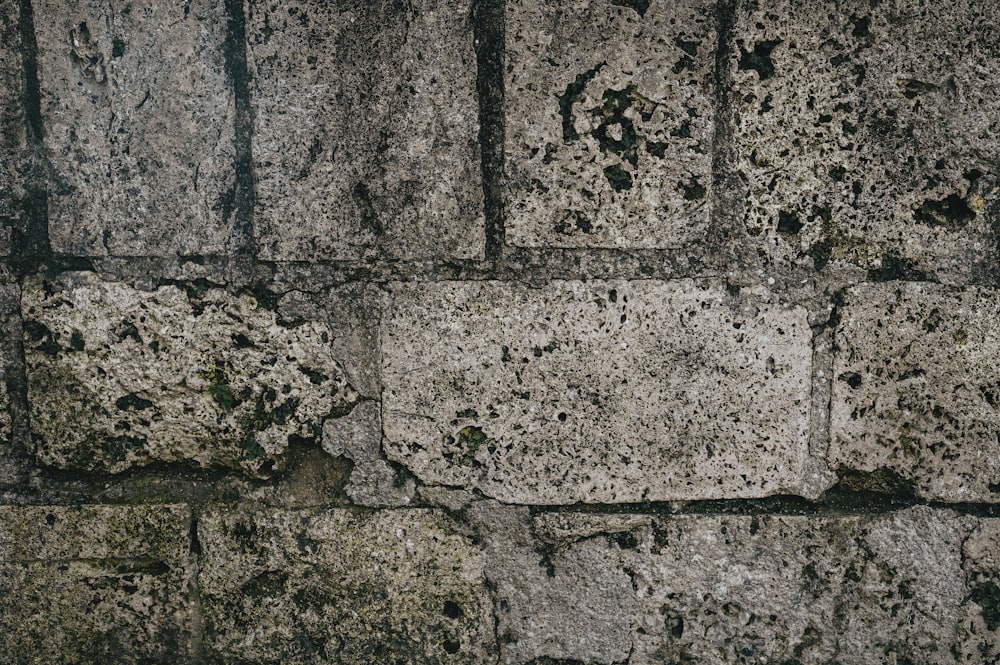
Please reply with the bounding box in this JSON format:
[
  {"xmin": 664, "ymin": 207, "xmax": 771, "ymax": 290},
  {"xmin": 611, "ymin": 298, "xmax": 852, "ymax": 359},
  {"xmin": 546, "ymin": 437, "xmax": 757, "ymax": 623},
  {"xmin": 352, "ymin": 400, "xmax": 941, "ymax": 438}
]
[
  {"xmin": 0, "ymin": 504, "xmax": 195, "ymax": 663},
  {"xmin": 733, "ymin": 0, "xmax": 1000, "ymax": 279},
  {"xmin": 505, "ymin": 0, "xmax": 716, "ymax": 248},
  {"xmin": 487, "ymin": 506, "xmax": 1000, "ymax": 664},
  {"xmin": 0, "ymin": 0, "xmax": 22, "ymax": 257},
  {"xmin": 830, "ymin": 282, "xmax": 1000, "ymax": 501},
  {"xmin": 198, "ymin": 507, "xmax": 496, "ymax": 663},
  {"xmin": 248, "ymin": 0, "xmax": 484, "ymax": 261},
  {"xmin": 382, "ymin": 280, "xmax": 813, "ymax": 504},
  {"xmin": 23, "ymin": 272, "xmax": 360, "ymax": 476},
  {"xmin": 34, "ymin": 0, "xmax": 236, "ymax": 256}
]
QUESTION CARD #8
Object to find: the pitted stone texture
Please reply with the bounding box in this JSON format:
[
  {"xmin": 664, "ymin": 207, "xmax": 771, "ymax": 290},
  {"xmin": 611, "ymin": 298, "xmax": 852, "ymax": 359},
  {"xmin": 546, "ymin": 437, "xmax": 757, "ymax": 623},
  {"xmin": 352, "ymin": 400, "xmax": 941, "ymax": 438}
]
[
  {"xmin": 0, "ymin": 504, "xmax": 195, "ymax": 663},
  {"xmin": 23, "ymin": 272, "xmax": 359, "ymax": 476},
  {"xmin": 733, "ymin": 0, "xmax": 1000, "ymax": 280},
  {"xmin": 34, "ymin": 0, "xmax": 236, "ymax": 256},
  {"xmin": 198, "ymin": 508, "xmax": 496, "ymax": 664},
  {"xmin": 505, "ymin": 0, "xmax": 715, "ymax": 249},
  {"xmin": 383, "ymin": 280, "xmax": 813, "ymax": 504},
  {"xmin": 489, "ymin": 507, "xmax": 999, "ymax": 665},
  {"xmin": 248, "ymin": 0, "xmax": 484, "ymax": 261},
  {"xmin": 0, "ymin": 0, "xmax": 23, "ymax": 256},
  {"xmin": 831, "ymin": 282, "xmax": 1000, "ymax": 502}
]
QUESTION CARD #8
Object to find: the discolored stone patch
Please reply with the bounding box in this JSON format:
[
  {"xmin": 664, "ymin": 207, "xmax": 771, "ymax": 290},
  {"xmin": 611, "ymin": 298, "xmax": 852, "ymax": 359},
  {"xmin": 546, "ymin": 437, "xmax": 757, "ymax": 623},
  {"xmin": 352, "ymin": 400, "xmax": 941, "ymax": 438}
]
[
  {"xmin": 732, "ymin": 0, "xmax": 1000, "ymax": 279},
  {"xmin": 382, "ymin": 280, "xmax": 813, "ymax": 504},
  {"xmin": 33, "ymin": 0, "xmax": 236, "ymax": 256},
  {"xmin": 0, "ymin": 504, "xmax": 195, "ymax": 663},
  {"xmin": 247, "ymin": 0, "xmax": 484, "ymax": 261},
  {"xmin": 198, "ymin": 507, "xmax": 496, "ymax": 664},
  {"xmin": 483, "ymin": 505, "xmax": 1000, "ymax": 664},
  {"xmin": 23, "ymin": 272, "xmax": 359, "ymax": 477},
  {"xmin": 505, "ymin": 0, "xmax": 716, "ymax": 249},
  {"xmin": 830, "ymin": 282, "xmax": 1000, "ymax": 501}
]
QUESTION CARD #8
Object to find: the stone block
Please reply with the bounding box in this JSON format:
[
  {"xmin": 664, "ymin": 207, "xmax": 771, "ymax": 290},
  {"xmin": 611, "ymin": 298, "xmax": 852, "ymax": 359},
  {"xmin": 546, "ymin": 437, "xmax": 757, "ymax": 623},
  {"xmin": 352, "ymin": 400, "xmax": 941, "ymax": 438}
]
[
  {"xmin": 382, "ymin": 280, "xmax": 813, "ymax": 504},
  {"xmin": 0, "ymin": 504, "xmax": 195, "ymax": 663},
  {"xmin": 505, "ymin": 0, "xmax": 716, "ymax": 248},
  {"xmin": 733, "ymin": 0, "xmax": 1000, "ymax": 279},
  {"xmin": 490, "ymin": 507, "xmax": 1000, "ymax": 664},
  {"xmin": 830, "ymin": 282, "xmax": 1000, "ymax": 501},
  {"xmin": 247, "ymin": 0, "xmax": 484, "ymax": 261},
  {"xmin": 198, "ymin": 507, "xmax": 496, "ymax": 663},
  {"xmin": 33, "ymin": 0, "xmax": 236, "ymax": 256},
  {"xmin": 23, "ymin": 272, "xmax": 361, "ymax": 476},
  {"xmin": 0, "ymin": 0, "xmax": 22, "ymax": 257}
]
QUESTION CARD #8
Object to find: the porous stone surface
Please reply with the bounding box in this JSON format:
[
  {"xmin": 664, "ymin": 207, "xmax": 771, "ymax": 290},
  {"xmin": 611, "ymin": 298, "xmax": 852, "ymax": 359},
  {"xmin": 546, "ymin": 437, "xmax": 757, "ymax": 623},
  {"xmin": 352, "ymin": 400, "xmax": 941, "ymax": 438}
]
[
  {"xmin": 0, "ymin": 504, "xmax": 195, "ymax": 663},
  {"xmin": 33, "ymin": 0, "xmax": 236, "ymax": 256},
  {"xmin": 23, "ymin": 271, "xmax": 360, "ymax": 476},
  {"xmin": 247, "ymin": 0, "xmax": 484, "ymax": 261},
  {"xmin": 830, "ymin": 282, "xmax": 1000, "ymax": 501},
  {"xmin": 382, "ymin": 280, "xmax": 814, "ymax": 504},
  {"xmin": 505, "ymin": 0, "xmax": 716, "ymax": 249},
  {"xmin": 733, "ymin": 0, "xmax": 1000, "ymax": 280},
  {"xmin": 198, "ymin": 507, "xmax": 496, "ymax": 663},
  {"xmin": 0, "ymin": 0, "xmax": 22, "ymax": 256},
  {"xmin": 482, "ymin": 505, "xmax": 1000, "ymax": 664}
]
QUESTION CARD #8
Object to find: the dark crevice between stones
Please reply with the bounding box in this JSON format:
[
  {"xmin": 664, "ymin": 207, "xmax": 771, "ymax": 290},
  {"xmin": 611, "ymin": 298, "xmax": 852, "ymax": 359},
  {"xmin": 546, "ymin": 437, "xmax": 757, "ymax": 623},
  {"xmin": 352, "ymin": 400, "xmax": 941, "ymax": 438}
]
[
  {"xmin": 472, "ymin": 0, "xmax": 506, "ymax": 261},
  {"xmin": 14, "ymin": 0, "xmax": 52, "ymax": 276},
  {"xmin": 222, "ymin": 0, "xmax": 256, "ymax": 257}
]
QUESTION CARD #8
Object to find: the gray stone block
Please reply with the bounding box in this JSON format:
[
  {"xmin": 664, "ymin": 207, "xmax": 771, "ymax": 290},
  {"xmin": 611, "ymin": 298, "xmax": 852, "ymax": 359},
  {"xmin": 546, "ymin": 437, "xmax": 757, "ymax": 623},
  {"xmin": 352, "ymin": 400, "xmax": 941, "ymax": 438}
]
[
  {"xmin": 23, "ymin": 272, "xmax": 362, "ymax": 476},
  {"xmin": 0, "ymin": 0, "xmax": 22, "ymax": 257},
  {"xmin": 34, "ymin": 0, "xmax": 236, "ymax": 256},
  {"xmin": 505, "ymin": 0, "xmax": 716, "ymax": 249},
  {"xmin": 733, "ymin": 0, "xmax": 1000, "ymax": 280},
  {"xmin": 382, "ymin": 280, "xmax": 814, "ymax": 504},
  {"xmin": 485, "ymin": 506, "xmax": 999, "ymax": 664},
  {"xmin": 247, "ymin": 0, "xmax": 484, "ymax": 261},
  {"xmin": 198, "ymin": 507, "xmax": 496, "ymax": 663},
  {"xmin": 830, "ymin": 282, "xmax": 1000, "ymax": 501},
  {"xmin": 0, "ymin": 504, "xmax": 195, "ymax": 663}
]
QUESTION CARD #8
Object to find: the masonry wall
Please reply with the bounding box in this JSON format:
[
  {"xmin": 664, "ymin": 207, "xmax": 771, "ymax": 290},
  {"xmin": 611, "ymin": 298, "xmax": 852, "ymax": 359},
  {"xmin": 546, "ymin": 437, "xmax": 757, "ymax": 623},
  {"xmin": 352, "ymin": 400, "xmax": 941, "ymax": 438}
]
[{"xmin": 1, "ymin": 0, "xmax": 999, "ymax": 663}]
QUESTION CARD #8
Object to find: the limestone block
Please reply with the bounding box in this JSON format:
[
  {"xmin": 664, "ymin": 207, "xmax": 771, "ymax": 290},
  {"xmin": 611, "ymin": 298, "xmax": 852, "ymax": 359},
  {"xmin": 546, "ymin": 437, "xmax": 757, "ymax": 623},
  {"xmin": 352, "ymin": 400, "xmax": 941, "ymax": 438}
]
[
  {"xmin": 0, "ymin": 0, "xmax": 23, "ymax": 256},
  {"xmin": 831, "ymin": 282, "xmax": 1000, "ymax": 501},
  {"xmin": 505, "ymin": 0, "xmax": 716, "ymax": 249},
  {"xmin": 198, "ymin": 507, "xmax": 496, "ymax": 663},
  {"xmin": 247, "ymin": 0, "xmax": 484, "ymax": 261},
  {"xmin": 23, "ymin": 272, "xmax": 360, "ymax": 476},
  {"xmin": 382, "ymin": 280, "xmax": 813, "ymax": 504},
  {"xmin": 733, "ymin": 0, "xmax": 1000, "ymax": 278},
  {"xmin": 0, "ymin": 504, "xmax": 195, "ymax": 663},
  {"xmin": 34, "ymin": 0, "xmax": 236, "ymax": 256},
  {"xmin": 491, "ymin": 507, "xmax": 999, "ymax": 664}
]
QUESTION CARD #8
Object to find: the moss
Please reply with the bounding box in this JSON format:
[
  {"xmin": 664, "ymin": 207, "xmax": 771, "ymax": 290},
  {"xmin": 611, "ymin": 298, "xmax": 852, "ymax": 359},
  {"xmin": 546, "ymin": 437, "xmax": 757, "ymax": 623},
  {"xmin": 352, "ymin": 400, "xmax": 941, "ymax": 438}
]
[
  {"xmin": 971, "ymin": 581, "xmax": 1000, "ymax": 630},
  {"xmin": 456, "ymin": 426, "xmax": 488, "ymax": 466}
]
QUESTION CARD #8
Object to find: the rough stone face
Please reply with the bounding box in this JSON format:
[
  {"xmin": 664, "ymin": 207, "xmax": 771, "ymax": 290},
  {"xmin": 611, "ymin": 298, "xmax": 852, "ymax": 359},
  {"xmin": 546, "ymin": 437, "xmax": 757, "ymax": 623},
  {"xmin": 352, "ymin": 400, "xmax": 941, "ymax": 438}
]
[
  {"xmin": 198, "ymin": 507, "xmax": 496, "ymax": 663},
  {"xmin": 733, "ymin": 0, "xmax": 1000, "ymax": 280},
  {"xmin": 33, "ymin": 0, "xmax": 236, "ymax": 256},
  {"xmin": 830, "ymin": 282, "xmax": 1000, "ymax": 501},
  {"xmin": 0, "ymin": 0, "xmax": 22, "ymax": 257},
  {"xmin": 247, "ymin": 0, "xmax": 484, "ymax": 261},
  {"xmin": 0, "ymin": 504, "xmax": 195, "ymax": 663},
  {"xmin": 483, "ymin": 505, "xmax": 1000, "ymax": 665},
  {"xmin": 382, "ymin": 280, "xmax": 813, "ymax": 504},
  {"xmin": 23, "ymin": 272, "xmax": 360, "ymax": 476},
  {"xmin": 505, "ymin": 0, "xmax": 716, "ymax": 248}
]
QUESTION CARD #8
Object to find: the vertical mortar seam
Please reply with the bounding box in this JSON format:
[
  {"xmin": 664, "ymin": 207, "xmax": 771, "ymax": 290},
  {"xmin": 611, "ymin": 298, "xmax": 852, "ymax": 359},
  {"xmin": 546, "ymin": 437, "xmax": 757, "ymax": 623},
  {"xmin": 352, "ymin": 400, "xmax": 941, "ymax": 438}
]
[
  {"xmin": 223, "ymin": 0, "xmax": 256, "ymax": 257},
  {"xmin": 472, "ymin": 0, "xmax": 506, "ymax": 261}
]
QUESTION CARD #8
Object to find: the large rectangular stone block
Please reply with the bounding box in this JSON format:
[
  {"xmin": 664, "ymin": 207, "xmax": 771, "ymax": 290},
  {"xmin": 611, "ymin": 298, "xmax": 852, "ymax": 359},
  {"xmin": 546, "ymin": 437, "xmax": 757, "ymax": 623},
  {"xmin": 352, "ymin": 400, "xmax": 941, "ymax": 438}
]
[
  {"xmin": 198, "ymin": 507, "xmax": 496, "ymax": 663},
  {"xmin": 0, "ymin": 504, "xmax": 195, "ymax": 663},
  {"xmin": 247, "ymin": 0, "xmax": 484, "ymax": 261},
  {"xmin": 382, "ymin": 280, "xmax": 813, "ymax": 504},
  {"xmin": 489, "ymin": 507, "xmax": 1000, "ymax": 664},
  {"xmin": 22, "ymin": 272, "xmax": 364, "ymax": 477},
  {"xmin": 831, "ymin": 282, "xmax": 1000, "ymax": 501},
  {"xmin": 732, "ymin": 0, "xmax": 1000, "ymax": 279},
  {"xmin": 34, "ymin": 0, "xmax": 237, "ymax": 256},
  {"xmin": 505, "ymin": 0, "xmax": 716, "ymax": 249}
]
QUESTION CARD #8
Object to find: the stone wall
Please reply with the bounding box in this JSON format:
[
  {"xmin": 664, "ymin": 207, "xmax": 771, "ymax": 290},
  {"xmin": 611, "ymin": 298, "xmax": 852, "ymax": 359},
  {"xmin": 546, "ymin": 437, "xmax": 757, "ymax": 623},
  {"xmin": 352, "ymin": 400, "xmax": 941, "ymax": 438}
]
[{"xmin": 2, "ymin": 0, "xmax": 999, "ymax": 662}]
